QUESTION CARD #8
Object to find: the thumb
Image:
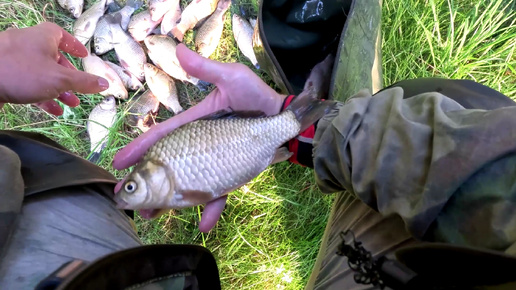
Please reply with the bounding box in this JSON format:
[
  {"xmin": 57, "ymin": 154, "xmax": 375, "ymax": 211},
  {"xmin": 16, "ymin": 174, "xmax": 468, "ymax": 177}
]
[
  {"xmin": 176, "ymin": 43, "xmax": 231, "ymax": 85},
  {"xmin": 57, "ymin": 65, "xmax": 110, "ymax": 94}
]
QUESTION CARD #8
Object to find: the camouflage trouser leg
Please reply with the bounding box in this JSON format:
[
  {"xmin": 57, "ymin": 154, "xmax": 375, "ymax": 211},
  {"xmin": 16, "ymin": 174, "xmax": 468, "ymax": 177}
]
[{"xmin": 305, "ymin": 192, "xmax": 419, "ymax": 290}]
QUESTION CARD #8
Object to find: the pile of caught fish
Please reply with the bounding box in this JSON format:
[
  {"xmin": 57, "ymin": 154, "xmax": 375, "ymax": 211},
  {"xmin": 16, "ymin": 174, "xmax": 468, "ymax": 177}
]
[{"xmin": 57, "ymin": 0, "xmax": 260, "ymax": 163}]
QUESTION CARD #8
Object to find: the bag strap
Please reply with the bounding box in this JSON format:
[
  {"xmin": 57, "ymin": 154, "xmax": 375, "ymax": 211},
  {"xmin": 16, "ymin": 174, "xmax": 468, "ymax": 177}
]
[{"xmin": 41, "ymin": 245, "xmax": 221, "ymax": 290}]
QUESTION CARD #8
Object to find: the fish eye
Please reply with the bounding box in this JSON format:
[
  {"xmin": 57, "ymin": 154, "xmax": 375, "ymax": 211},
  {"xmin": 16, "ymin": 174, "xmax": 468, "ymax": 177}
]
[{"xmin": 124, "ymin": 181, "xmax": 137, "ymax": 193}]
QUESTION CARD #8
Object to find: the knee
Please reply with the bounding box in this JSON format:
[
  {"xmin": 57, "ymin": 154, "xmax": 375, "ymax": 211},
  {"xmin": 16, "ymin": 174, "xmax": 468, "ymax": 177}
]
[
  {"xmin": 0, "ymin": 145, "xmax": 21, "ymax": 172},
  {"xmin": 0, "ymin": 145, "xmax": 24, "ymax": 211}
]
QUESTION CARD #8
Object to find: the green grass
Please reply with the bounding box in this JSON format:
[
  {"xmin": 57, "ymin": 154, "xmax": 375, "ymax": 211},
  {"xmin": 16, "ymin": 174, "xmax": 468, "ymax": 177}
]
[{"xmin": 1, "ymin": 0, "xmax": 516, "ymax": 289}]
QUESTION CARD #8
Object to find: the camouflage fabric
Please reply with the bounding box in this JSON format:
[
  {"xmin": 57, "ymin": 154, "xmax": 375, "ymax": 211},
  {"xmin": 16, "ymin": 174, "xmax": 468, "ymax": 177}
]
[{"xmin": 306, "ymin": 85, "xmax": 516, "ymax": 289}]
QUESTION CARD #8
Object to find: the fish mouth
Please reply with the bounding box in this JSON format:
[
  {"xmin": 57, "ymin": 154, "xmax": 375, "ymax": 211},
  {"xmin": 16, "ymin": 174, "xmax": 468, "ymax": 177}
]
[{"xmin": 113, "ymin": 195, "xmax": 129, "ymax": 209}]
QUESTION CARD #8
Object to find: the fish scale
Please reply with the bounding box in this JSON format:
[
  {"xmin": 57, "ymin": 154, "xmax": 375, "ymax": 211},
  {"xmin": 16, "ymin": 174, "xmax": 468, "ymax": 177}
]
[
  {"xmin": 146, "ymin": 111, "xmax": 299, "ymax": 197},
  {"xmin": 114, "ymin": 87, "xmax": 335, "ymax": 211}
]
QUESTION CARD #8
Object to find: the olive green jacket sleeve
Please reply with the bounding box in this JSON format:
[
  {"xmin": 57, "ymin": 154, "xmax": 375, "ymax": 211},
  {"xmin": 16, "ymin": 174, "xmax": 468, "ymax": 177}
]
[{"xmin": 312, "ymin": 87, "xmax": 516, "ymax": 253}]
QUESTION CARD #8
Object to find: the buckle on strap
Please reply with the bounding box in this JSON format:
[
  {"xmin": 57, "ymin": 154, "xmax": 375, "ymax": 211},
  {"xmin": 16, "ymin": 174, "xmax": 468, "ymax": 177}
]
[{"xmin": 336, "ymin": 230, "xmax": 420, "ymax": 290}]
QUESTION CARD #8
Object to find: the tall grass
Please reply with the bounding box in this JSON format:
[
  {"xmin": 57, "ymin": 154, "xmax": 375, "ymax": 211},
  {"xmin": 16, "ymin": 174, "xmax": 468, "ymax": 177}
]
[{"xmin": 0, "ymin": 0, "xmax": 515, "ymax": 289}]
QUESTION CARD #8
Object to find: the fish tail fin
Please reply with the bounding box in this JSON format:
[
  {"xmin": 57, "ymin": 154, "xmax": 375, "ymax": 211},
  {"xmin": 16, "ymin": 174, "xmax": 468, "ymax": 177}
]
[
  {"xmin": 195, "ymin": 80, "xmax": 212, "ymax": 92},
  {"xmin": 88, "ymin": 151, "xmax": 102, "ymax": 164},
  {"xmin": 218, "ymin": 0, "xmax": 231, "ymax": 10},
  {"xmin": 171, "ymin": 25, "xmax": 185, "ymax": 41},
  {"xmin": 107, "ymin": 0, "xmax": 122, "ymax": 13},
  {"xmin": 105, "ymin": 12, "xmax": 122, "ymax": 26},
  {"xmin": 127, "ymin": 0, "xmax": 143, "ymax": 10},
  {"xmin": 285, "ymin": 89, "xmax": 337, "ymax": 132}
]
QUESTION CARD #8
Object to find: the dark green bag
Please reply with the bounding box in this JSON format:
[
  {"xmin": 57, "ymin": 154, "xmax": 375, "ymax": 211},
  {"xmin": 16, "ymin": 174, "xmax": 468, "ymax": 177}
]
[{"xmin": 252, "ymin": 0, "xmax": 383, "ymax": 100}]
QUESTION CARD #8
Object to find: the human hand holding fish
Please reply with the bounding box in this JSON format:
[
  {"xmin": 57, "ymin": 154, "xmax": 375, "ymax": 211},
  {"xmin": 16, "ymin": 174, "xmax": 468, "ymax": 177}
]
[
  {"xmin": 112, "ymin": 43, "xmax": 289, "ymax": 232},
  {"xmin": 0, "ymin": 22, "xmax": 109, "ymax": 116}
]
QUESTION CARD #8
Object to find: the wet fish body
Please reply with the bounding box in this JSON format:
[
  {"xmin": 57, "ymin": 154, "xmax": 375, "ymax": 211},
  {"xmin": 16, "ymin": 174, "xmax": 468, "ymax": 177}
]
[
  {"xmin": 114, "ymin": 89, "xmax": 336, "ymax": 210},
  {"xmin": 144, "ymin": 63, "xmax": 183, "ymax": 114},
  {"xmin": 73, "ymin": 0, "xmax": 107, "ymax": 45},
  {"xmin": 82, "ymin": 51, "xmax": 128, "ymax": 99},
  {"xmin": 194, "ymin": 0, "xmax": 231, "ymax": 57},
  {"xmin": 126, "ymin": 90, "xmax": 161, "ymax": 132},
  {"xmin": 93, "ymin": 15, "xmax": 113, "ymax": 55},
  {"xmin": 160, "ymin": 1, "xmax": 182, "ymax": 35},
  {"xmin": 106, "ymin": 14, "xmax": 147, "ymax": 81},
  {"xmin": 106, "ymin": 60, "xmax": 144, "ymax": 91},
  {"xmin": 128, "ymin": 9, "xmax": 164, "ymax": 42},
  {"xmin": 170, "ymin": 0, "xmax": 219, "ymax": 41},
  {"xmin": 149, "ymin": 0, "xmax": 179, "ymax": 22},
  {"xmin": 232, "ymin": 14, "xmax": 259, "ymax": 68},
  {"xmin": 58, "ymin": 0, "xmax": 84, "ymax": 18},
  {"xmin": 87, "ymin": 96, "xmax": 117, "ymax": 163},
  {"xmin": 144, "ymin": 35, "xmax": 199, "ymax": 85},
  {"xmin": 93, "ymin": 0, "xmax": 142, "ymax": 55}
]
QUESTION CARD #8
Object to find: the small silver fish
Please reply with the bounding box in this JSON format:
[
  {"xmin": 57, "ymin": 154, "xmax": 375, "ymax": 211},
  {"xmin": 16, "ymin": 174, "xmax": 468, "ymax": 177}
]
[
  {"xmin": 93, "ymin": 0, "xmax": 142, "ymax": 55},
  {"xmin": 93, "ymin": 15, "xmax": 113, "ymax": 55},
  {"xmin": 58, "ymin": 0, "xmax": 84, "ymax": 18},
  {"xmin": 128, "ymin": 9, "xmax": 164, "ymax": 42},
  {"xmin": 73, "ymin": 0, "xmax": 108, "ymax": 45},
  {"xmin": 126, "ymin": 90, "xmax": 161, "ymax": 132},
  {"xmin": 144, "ymin": 63, "xmax": 183, "ymax": 114},
  {"xmin": 106, "ymin": 60, "xmax": 144, "ymax": 91},
  {"xmin": 194, "ymin": 0, "xmax": 231, "ymax": 57},
  {"xmin": 149, "ymin": 0, "xmax": 179, "ymax": 22},
  {"xmin": 160, "ymin": 1, "xmax": 182, "ymax": 35},
  {"xmin": 170, "ymin": 0, "xmax": 219, "ymax": 41},
  {"xmin": 144, "ymin": 34, "xmax": 200, "ymax": 85},
  {"xmin": 82, "ymin": 47, "xmax": 129, "ymax": 99},
  {"xmin": 105, "ymin": 13, "xmax": 147, "ymax": 81},
  {"xmin": 114, "ymin": 88, "xmax": 335, "ymax": 210},
  {"xmin": 87, "ymin": 96, "xmax": 117, "ymax": 164},
  {"xmin": 232, "ymin": 14, "xmax": 259, "ymax": 68}
]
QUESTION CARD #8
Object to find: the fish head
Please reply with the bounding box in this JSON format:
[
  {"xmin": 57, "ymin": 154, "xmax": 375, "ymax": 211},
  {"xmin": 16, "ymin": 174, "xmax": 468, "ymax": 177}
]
[
  {"xmin": 143, "ymin": 63, "xmax": 158, "ymax": 79},
  {"xmin": 115, "ymin": 159, "xmax": 176, "ymax": 209},
  {"xmin": 93, "ymin": 36, "xmax": 112, "ymax": 55},
  {"xmin": 115, "ymin": 89, "xmax": 129, "ymax": 100},
  {"xmin": 143, "ymin": 35, "xmax": 156, "ymax": 49},
  {"xmin": 99, "ymin": 96, "xmax": 116, "ymax": 110},
  {"xmin": 65, "ymin": 2, "xmax": 83, "ymax": 18},
  {"xmin": 149, "ymin": 0, "xmax": 169, "ymax": 21}
]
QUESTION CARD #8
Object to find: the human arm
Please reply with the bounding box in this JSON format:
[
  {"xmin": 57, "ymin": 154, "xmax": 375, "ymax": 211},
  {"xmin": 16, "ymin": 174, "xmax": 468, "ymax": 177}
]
[
  {"xmin": 0, "ymin": 22, "xmax": 109, "ymax": 116},
  {"xmin": 309, "ymin": 86, "xmax": 516, "ymax": 251}
]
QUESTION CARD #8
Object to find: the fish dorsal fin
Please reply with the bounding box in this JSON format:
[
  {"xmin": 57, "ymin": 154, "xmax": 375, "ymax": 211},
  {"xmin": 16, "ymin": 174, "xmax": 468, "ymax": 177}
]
[{"xmin": 199, "ymin": 109, "xmax": 267, "ymax": 120}]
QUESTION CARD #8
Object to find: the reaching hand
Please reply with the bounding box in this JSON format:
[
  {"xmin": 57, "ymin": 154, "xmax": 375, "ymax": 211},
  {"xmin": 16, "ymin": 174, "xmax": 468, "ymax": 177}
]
[
  {"xmin": 0, "ymin": 22, "xmax": 109, "ymax": 116},
  {"xmin": 113, "ymin": 43, "xmax": 287, "ymax": 232}
]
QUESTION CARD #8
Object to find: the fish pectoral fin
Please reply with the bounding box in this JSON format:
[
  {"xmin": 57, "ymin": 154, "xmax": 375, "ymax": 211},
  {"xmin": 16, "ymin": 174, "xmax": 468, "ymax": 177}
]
[
  {"xmin": 271, "ymin": 147, "xmax": 293, "ymax": 165},
  {"xmin": 177, "ymin": 190, "xmax": 214, "ymax": 205}
]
